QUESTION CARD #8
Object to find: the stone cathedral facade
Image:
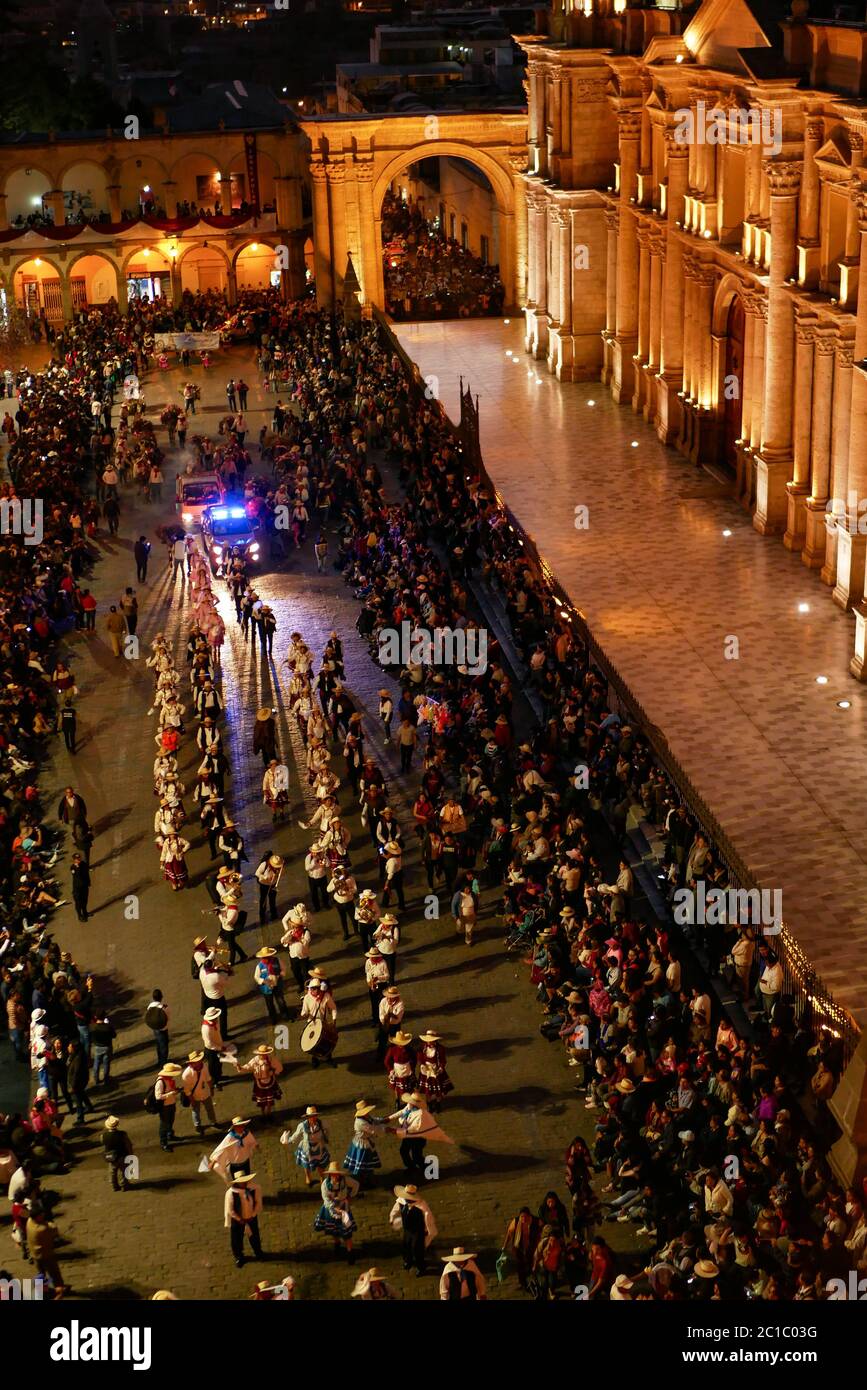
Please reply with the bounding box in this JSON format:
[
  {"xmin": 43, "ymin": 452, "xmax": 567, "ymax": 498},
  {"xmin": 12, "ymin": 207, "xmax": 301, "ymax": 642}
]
[{"xmin": 519, "ymin": 0, "xmax": 867, "ymax": 677}]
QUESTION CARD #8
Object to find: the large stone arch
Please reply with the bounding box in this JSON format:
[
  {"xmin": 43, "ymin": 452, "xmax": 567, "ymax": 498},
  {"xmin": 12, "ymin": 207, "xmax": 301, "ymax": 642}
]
[
  {"xmin": 66, "ymin": 249, "xmax": 121, "ymax": 307},
  {"xmin": 301, "ymin": 112, "xmax": 527, "ymax": 312}
]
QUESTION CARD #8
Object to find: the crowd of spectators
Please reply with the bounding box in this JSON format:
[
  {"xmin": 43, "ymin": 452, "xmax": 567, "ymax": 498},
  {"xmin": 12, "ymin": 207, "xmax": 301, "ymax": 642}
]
[{"xmin": 381, "ymin": 192, "xmax": 505, "ymax": 321}]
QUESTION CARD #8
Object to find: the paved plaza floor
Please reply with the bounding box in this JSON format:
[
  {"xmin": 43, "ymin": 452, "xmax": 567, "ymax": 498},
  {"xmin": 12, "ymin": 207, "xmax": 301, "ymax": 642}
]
[
  {"xmin": 396, "ymin": 318, "xmax": 867, "ymax": 1028},
  {"xmin": 1, "ymin": 345, "xmax": 633, "ymax": 1301}
]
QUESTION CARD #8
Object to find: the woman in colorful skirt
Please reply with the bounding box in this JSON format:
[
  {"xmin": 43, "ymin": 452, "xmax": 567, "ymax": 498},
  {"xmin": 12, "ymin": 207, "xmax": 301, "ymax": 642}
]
[
  {"xmin": 281, "ymin": 1105, "xmax": 330, "ymax": 1187},
  {"xmin": 262, "ymin": 759, "xmax": 289, "ymax": 823},
  {"xmin": 160, "ymin": 832, "xmax": 190, "ymax": 891},
  {"xmin": 343, "ymin": 1099, "xmax": 386, "ymax": 1189},
  {"xmin": 313, "ymin": 1162, "xmax": 359, "ymax": 1261},
  {"xmin": 237, "ymin": 1043, "xmax": 284, "ymax": 1120},
  {"xmin": 383, "ymin": 1029, "xmax": 417, "ymax": 1103},
  {"xmin": 415, "ymin": 1029, "xmax": 454, "ymax": 1113}
]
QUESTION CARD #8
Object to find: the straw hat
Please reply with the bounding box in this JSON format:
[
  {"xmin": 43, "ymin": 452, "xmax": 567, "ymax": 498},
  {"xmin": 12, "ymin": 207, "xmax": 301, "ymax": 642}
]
[
  {"xmin": 159, "ymin": 1063, "xmax": 183, "ymax": 1077},
  {"xmin": 230, "ymin": 1171, "xmax": 257, "ymax": 1184},
  {"xmin": 393, "ymin": 1183, "xmax": 419, "ymax": 1202},
  {"xmin": 392, "ymin": 1030, "xmax": 413, "ymax": 1046},
  {"xmin": 441, "ymin": 1247, "xmax": 476, "ymax": 1263},
  {"xmin": 325, "ymin": 1161, "xmax": 346, "ymax": 1175},
  {"xmin": 256, "ymin": 1044, "xmax": 274, "ymax": 1055},
  {"xmin": 308, "ymin": 966, "xmax": 328, "ymax": 979},
  {"xmin": 400, "ymin": 1091, "xmax": 427, "ymax": 1107},
  {"xmin": 616, "ymin": 1078, "xmax": 636, "ymax": 1094},
  {"xmin": 305, "ymin": 1105, "xmax": 318, "ymax": 1116},
  {"xmin": 379, "ymin": 913, "xmax": 398, "ymax": 927},
  {"xmin": 383, "ymin": 840, "xmax": 401, "ymax": 854},
  {"xmin": 359, "ymin": 888, "xmax": 377, "ymax": 900},
  {"xmin": 695, "ymin": 1259, "xmax": 719, "ymax": 1279},
  {"xmin": 256, "ymin": 707, "xmax": 271, "ymax": 721},
  {"xmin": 204, "ymin": 1006, "xmax": 221, "ymax": 1022},
  {"xmin": 384, "ymin": 985, "xmax": 401, "ymax": 998},
  {"xmin": 193, "ymin": 935, "xmax": 208, "ymax": 948},
  {"xmin": 268, "ymin": 853, "xmax": 284, "ymax": 869},
  {"xmin": 231, "ymin": 1116, "xmax": 249, "ymax": 1127},
  {"xmin": 419, "ymin": 1029, "xmax": 441, "ymax": 1043},
  {"xmin": 256, "ymin": 946, "xmax": 277, "ymax": 959},
  {"xmin": 187, "ymin": 1051, "xmax": 205, "ymax": 1063},
  {"xmin": 355, "ymin": 1099, "xmax": 377, "ymax": 1116},
  {"xmin": 105, "ymin": 1116, "xmax": 120, "ymax": 1131},
  {"xmin": 365, "ymin": 947, "xmax": 383, "ymax": 958}
]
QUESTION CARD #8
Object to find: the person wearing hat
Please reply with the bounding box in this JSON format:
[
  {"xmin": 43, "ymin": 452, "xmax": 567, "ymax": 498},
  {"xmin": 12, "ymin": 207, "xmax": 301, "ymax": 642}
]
[
  {"xmin": 416, "ymin": 1029, "xmax": 454, "ymax": 1113},
  {"xmin": 354, "ymin": 888, "xmax": 380, "ymax": 953},
  {"xmin": 304, "ymin": 837, "xmax": 330, "ymax": 913},
  {"xmin": 217, "ymin": 818, "xmax": 247, "ymax": 872},
  {"xmin": 299, "ymin": 973, "xmax": 339, "ymax": 1068},
  {"xmin": 255, "ymin": 851, "xmax": 284, "ymax": 924},
  {"xmin": 378, "ymin": 689, "xmax": 394, "ymax": 744},
  {"xmin": 262, "ymin": 758, "xmax": 290, "ymax": 824},
  {"xmin": 209, "ymin": 1117, "xmax": 258, "ymax": 1183},
  {"xmin": 199, "ymin": 951, "xmax": 233, "ymax": 1043},
  {"xmin": 387, "ymin": 1091, "xmax": 454, "ymax": 1177},
  {"xmin": 327, "ymin": 864, "xmax": 358, "ymax": 941},
  {"xmin": 216, "ymin": 887, "xmax": 250, "ymax": 966},
  {"xmin": 343, "ymin": 1099, "xmax": 387, "ymax": 1187},
  {"xmin": 380, "ymin": 840, "xmax": 406, "ymax": 912},
  {"xmin": 364, "ymin": 947, "xmax": 390, "ymax": 1031},
  {"xmin": 236, "ymin": 1043, "xmax": 284, "ymax": 1120},
  {"xmin": 281, "ymin": 1105, "xmax": 330, "ymax": 1185},
  {"xmin": 224, "ymin": 1170, "xmax": 264, "ymax": 1268},
  {"xmin": 372, "ymin": 912, "xmax": 400, "ymax": 984},
  {"xmin": 201, "ymin": 1005, "xmax": 226, "ymax": 1088},
  {"xmin": 313, "ymin": 1161, "xmax": 359, "ymax": 1261},
  {"xmin": 101, "ymin": 1116, "xmax": 134, "ymax": 1193},
  {"xmin": 250, "ymin": 1274, "xmax": 296, "ymax": 1301},
  {"xmin": 253, "ymin": 947, "xmax": 292, "ymax": 1024},
  {"xmin": 182, "ymin": 1051, "xmax": 218, "ymax": 1134},
  {"xmin": 383, "ymin": 1028, "xmax": 416, "ymax": 1101},
  {"xmin": 390, "ymin": 1182, "xmax": 438, "ymax": 1276},
  {"xmin": 439, "ymin": 1247, "xmax": 486, "ymax": 1301},
  {"xmin": 377, "ymin": 984, "xmax": 405, "ymax": 1062},
  {"xmin": 280, "ymin": 905, "xmax": 314, "ymax": 993},
  {"xmin": 253, "ymin": 707, "xmax": 277, "ymax": 766},
  {"xmin": 351, "ymin": 1267, "xmax": 399, "ymax": 1300},
  {"xmin": 152, "ymin": 1062, "xmax": 183, "ymax": 1153},
  {"xmin": 200, "ymin": 791, "xmax": 226, "ymax": 860}
]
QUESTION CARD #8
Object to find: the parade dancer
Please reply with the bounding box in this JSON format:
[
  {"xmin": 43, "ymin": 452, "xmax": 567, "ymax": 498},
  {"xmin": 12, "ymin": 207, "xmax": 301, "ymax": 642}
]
[
  {"xmin": 262, "ymin": 758, "xmax": 289, "ymax": 824},
  {"xmin": 351, "ymin": 1268, "xmax": 399, "ymax": 1300},
  {"xmin": 377, "ymin": 985, "xmax": 405, "ymax": 1062},
  {"xmin": 383, "ymin": 1028, "xmax": 416, "ymax": 1102},
  {"xmin": 236, "ymin": 1043, "xmax": 284, "ymax": 1121},
  {"xmin": 415, "ymin": 1029, "xmax": 454, "ymax": 1113},
  {"xmin": 224, "ymin": 1170, "xmax": 264, "ymax": 1269},
  {"xmin": 281, "ymin": 1105, "xmax": 330, "ymax": 1187},
  {"xmin": 160, "ymin": 831, "xmax": 190, "ymax": 891},
  {"xmin": 209, "ymin": 1117, "xmax": 257, "ymax": 1182},
  {"xmin": 343, "ymin": 1099, "xmax": 386, "ymax": 1190},
  {"xmin": 313, "ymin": 1163, "xmax": 358, "ymax": 1262},
  {"xmin": 388, "ymin": 1091, "xmax": 454, "ymax": 1179},
  {"xmin": 389, "ymin": 1183, "xmax": 438, "ymax": 1276}
]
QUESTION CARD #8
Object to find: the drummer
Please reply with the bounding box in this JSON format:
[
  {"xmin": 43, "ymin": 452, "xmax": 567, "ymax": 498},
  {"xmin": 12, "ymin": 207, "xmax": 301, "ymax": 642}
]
[{"xmin": 299, "ymin": 971, "xmax": 338, "ymax": 1069}]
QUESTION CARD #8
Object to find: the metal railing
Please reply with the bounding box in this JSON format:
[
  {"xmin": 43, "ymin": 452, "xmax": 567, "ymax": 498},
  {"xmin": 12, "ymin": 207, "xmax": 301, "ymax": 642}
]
[{"xmin": 369, "ymin": 308, "xmax": 861, "ymax": 1064}]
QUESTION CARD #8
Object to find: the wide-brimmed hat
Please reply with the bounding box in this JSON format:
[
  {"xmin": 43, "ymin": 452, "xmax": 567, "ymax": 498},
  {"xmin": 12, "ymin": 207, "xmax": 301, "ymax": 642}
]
[
  {"xmin": 230, "ymin": 1170, "xmax": 257, "ymax": 1184},
  {"xmin": 256, "ymin": 1044, "xmax": 274, "ymax": 1055},
  {"xmin": 105, "ymin": 1116, "xmax": 120, "ymax": 1131},
  {"xmin": 392, "ymin": 1030, "xmax": 413, "ymax": 1046},
  {"xmin": 355, "ymin": 1099, "xmax": 377, "ymax": 1116},
  {"xmin": 359, "ymin": 888, "xmax": 377, "ymax": 900},
  {"xmin": 383, "ymin": 840, "xmax": 401, "ymax": 854},
  {"xmin": 419, "ymin": 1029, "xmax": 442, "ymax": 1043},
  {"xmin": 231, "ymin": 1116, "xmax": 249, "ymax": 1127},
  {"xmin": 268, "ymin": 854, "xmax": 283, "ymax": 869},
  {"xmin": 616, "ymin": 1078, "xmax": 635, "ymax": 1094},
  {"xmin": 365, "ymin": 947, "xmax": 383, "ymax": 958},
  {"xmin": 394, "ymin": 1183, "xmax": 419, "ymax": 1201},
  {"xmin": 379, "ymin": 913, "xmax": 398, "ymax": 927},
  {"xmin": 193, "ymin": 935, "xmax": 208, "ymax": 948},
  {"xmin": 256, "ymin": 707, "xmax": 271, "ymax": 721},
  {"xmin": 400, "ymin": 1091, "xmax": 427, "ymax": 1107},
  {"xmin": 187, "ymin": 1051, "xmax": 204, "ymax": 1063},
  {"xmin": 159, "ymin": 1063, "xmax": 183, "ymax": 1076},
  {"xmin": 384, "ymin": 986, "xmax": 401, "ymax": 998},
  {"xmin": 441, "ymin": 1247, "xmax": 476, "ymax": 1263},
  {"xmin": 694, "ymin": 1259, "xmax": 719, "ymax": 1279},
  {"xmin": 256, "ymin": 946, "xmax": 277, "ymax": 959},
  {"xmin": 304, "ymin": 1106, "xmax": 318, "ymax": 1117},
  {"xmin": 217, "ymin": 866, "xmax": 240, "ymax": 880},
  {"xmin": 325, "ymin": 1161, "xmax": 346, "ymax": 1174},
  {"xmin": 204, "ymin": 1006, "xmax": 221, "ymax": 1022}
]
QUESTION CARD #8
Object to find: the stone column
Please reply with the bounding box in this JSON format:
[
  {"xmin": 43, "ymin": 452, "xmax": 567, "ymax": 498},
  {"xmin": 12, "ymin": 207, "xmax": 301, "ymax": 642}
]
[
  {"xmin": 525, "ymin": 189, "xmax": 539, "ymax": 309},
  {"xmin": 354, "ymin": 160, "xmax": 377, "ymax": 307},
  {"xmin": 547, "ymin": 204, "xmax": 562, "ymax": 331},
  {"xmin": 823, "ymin": 337, "xmax": 854, "ymax": 590},
  {"xmin": 694, "ymin": 264, "xmax": 715, "ymax": 411},
  {"xmin": 645, "ymin": 235, "xmax": 663, "ymax": 422},
  {"xmin": 802, "ymin": 331, "xmax": 836, "ymax": 569},
  {"xmin": 107, "ymin": 185, "xmax": 122, "ymax": 223},
  {"xmin": 602, "ymin": 205, "xmax": 618, "ymax": 387},
  {"xmin": 784, "ymin": 315, "xmax": 816, "ymax": 552},
  {"xmin": 46, "ymin": 190, "xmax": 65, "ymax": 227},
  {"xmin": 275, "ymin": 175, "xmax": 302, "ymax": 230},
  {"xmin": 681, "ymin": 259, "xmax": 696, "ymax": 401},
  {"xmin": 612, "ymin": 109, "xmax": 641, "ymax": 404},
  {"xmin": 161, "ymin": 180, "xmax": 177, "ymax": 217},
  {"xmin": 840, "ymin": 194, "xmax": 867, "ymax": 627},
  {"xmin": 549, "ymin": 68, "xmax": 563, "ymax": 174},
  {"xmin": 740, "ymin": 301, "xmax": 756, "ymax": 453},
  {"xmin": 510, "ymin": 154, "xmax": 529, "ymax": 307},
  {"xmin": 657, "ymin": 134, "xmax": 689, "ymax": 443},
  {"xmin": 558, "ymin": 206, "xmax": 572, "ymax": 332},
  {"xmin": 755, "ymin": 160, "xmax": 801, "ymax": 536},
  {"xmin": 828, "ymin": 1027, "xmax": 867, "ymax": 1186},
  {"xmin": 632, "ymin": 226, "xmax": 652, "ymax": 412},
  {"xmin": 560, "ymin": 72, "xmax": 572, "ymax": 184},
  {"xmin": 748, "ymin": 295, "xmax": 767, "ymax": 452},
  {"xmin": 326, "ymin": 160, "xmax": 347, "ymax": 305},
  {"xmin": 798, "ymin": 118, "xmax": 822, "ymax": 277},
  {"xmin": 60, "ymin": 275, "xmax": 73, "ymax": 322},
  {"xmin": 310, "ymin": 160, "xmax": 333, "ymax": 310},
  {"xmin": 528, "ymin": 65, "xmax": 546, "ymax": 176},
  {"xmin": 226, "ymin": 268, "xmax": 237, "ymax": 307}
]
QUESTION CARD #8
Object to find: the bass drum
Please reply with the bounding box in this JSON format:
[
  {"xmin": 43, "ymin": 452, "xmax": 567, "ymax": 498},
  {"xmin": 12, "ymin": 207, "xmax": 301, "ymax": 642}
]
[{"xmin": 300, "ymin": 1018, "xmax": 323, "ymax": 1054}]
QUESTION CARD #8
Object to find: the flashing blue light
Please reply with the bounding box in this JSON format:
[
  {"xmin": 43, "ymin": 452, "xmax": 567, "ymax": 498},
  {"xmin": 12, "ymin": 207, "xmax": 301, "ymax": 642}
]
[
  {"xmin": 211, "ymin": 508, "xmax": 229, "ymax": 519},
  {"xmin": 229, "ymin": 507, "xmax": 246, "ymax": 519}
]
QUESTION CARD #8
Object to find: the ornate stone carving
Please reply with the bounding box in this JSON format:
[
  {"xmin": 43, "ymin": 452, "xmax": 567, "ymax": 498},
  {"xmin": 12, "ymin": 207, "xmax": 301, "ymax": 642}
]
[
  {"xmin": 605, "ymin": 206, "xmax": 620, "ymax": 234},
  {"xmin": 575, "ymin": 79, "xmax": 608, "ymax": 103},
  {"xmin": 814, "ymin": 332, "xmax": 837, "ymax": 356},
  {"xmin": 794, "ymin": 319, "xmax": 816, "ymax": 346},
  {"xmin": 836, "ymin": 340, "xmax": 855, "ymax": 369},
  {"xmin": 763, "ymin": 159, "xmax": 802, "ymax": 197},
  {"xmin": 617, "ymin": 110, "xmax": 642, "ymax": 142},
  {"xmin": 805, "ymin": 118, "xmax": 824, "ymax": 144}
]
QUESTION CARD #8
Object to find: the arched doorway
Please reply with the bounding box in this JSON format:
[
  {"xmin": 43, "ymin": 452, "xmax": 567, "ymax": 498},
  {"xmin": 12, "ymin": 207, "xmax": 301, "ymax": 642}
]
[
  {"xmin": 60, "ymin": 161, "xmax": 110, "ymax": 223},
  {"xmin": 124, "ymin": 247, "xmax": 172, "ymax": 303},
  {"xmin": 4, "ymin": 167, "xmax": 53, "ymax": 227},
  {"xmin": 722, "ymin": 296, "xmax": 745, "ymax": 475},
  {"xmin": 68, "ymin": 253, "xmax": 119, "ymax": 310},
  {"xmin": 179, "ymin": 244, "xmax": 228, "ymax": 296},
  {"xmin": 234, "ymin": 241, "xmax": 278, "ymax": 292},
  {"xmin": 13, "ymin": 257, "xmax": 65, "ymax": 325}
]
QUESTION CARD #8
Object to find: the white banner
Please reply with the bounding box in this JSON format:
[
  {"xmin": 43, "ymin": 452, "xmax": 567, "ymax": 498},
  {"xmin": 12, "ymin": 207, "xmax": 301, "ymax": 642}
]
[{"xmin": 154, "ymin": 332, "xmax": 221, "ymax": 352}]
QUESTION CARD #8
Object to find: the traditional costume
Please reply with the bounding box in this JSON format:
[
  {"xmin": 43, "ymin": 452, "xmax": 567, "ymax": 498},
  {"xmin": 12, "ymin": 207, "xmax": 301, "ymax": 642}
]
[
  {"xmin": 160, "ymin": 833, "xmax": 190, "ymax": 890},
  {"xmin": 343, "ymin": 1100, "xmax": 385, "ymax": 1181},
  {"xmin": 313, "ymin": 1163, "xmax": 358, "ymax": 1245},
  {"xmin": 281, "ymin": 1106, "xmax": 330, "ymax": 1177},
  {"xmin": 416, "ymin": 1030, "xmax": 454, "ymax": 1110},
  {"xmin": 383, "ymin": 1030, "xmax": 416, "ymax": 1100},
  {"xmin": 237, "ymin": 1044, "xmax": 283, "ymax": 1116}
]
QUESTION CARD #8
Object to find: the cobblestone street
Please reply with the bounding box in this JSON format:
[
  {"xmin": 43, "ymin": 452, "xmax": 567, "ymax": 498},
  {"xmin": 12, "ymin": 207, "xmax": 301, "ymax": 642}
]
[{"xmin": 2, "ymin": 345, "xmax": 615, "ymax": 1301}]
